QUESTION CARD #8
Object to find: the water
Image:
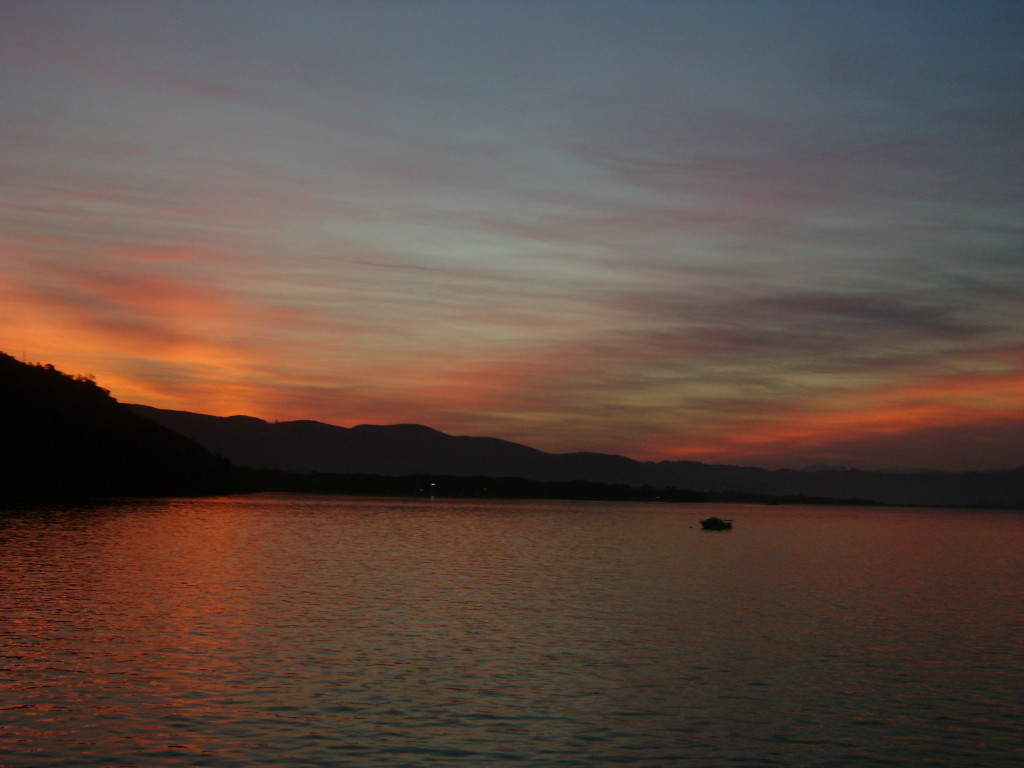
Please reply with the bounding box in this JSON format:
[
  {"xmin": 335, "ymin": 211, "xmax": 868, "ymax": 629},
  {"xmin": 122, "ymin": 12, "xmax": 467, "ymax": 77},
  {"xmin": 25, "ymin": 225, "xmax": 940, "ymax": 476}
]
[{"xmin": 1, "ymin": 495, "xmax": 1021, "ymax": 767}]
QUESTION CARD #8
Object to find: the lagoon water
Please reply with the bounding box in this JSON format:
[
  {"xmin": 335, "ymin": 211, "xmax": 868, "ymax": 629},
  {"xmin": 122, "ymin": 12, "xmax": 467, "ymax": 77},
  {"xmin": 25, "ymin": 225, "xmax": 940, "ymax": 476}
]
[{"xmin": 1, "ymin": 494, "xmax": 1021, "ymax": 767}]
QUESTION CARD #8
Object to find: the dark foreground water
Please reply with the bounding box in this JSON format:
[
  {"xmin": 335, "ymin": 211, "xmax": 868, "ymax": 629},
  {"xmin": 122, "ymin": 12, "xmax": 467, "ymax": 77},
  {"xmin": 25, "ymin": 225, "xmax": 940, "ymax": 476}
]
[{"xmin": 1, "ymin": 495, "xmax": 1021, "ymax": 767}]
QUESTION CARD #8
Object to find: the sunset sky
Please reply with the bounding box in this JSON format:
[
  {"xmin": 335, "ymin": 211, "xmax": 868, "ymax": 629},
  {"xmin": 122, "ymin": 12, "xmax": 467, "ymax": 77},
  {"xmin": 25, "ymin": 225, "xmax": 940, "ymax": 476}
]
[{"xmin": 2, "ymin": 1, "xmax": 1022, "ymax": 471}]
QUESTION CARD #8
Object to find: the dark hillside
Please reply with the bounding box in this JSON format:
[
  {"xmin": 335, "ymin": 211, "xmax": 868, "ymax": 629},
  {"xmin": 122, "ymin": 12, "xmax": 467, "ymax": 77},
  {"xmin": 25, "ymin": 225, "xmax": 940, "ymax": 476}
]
[{"xmin": 0, "ymin": 352, "xmax": 237, "ymax": 499}]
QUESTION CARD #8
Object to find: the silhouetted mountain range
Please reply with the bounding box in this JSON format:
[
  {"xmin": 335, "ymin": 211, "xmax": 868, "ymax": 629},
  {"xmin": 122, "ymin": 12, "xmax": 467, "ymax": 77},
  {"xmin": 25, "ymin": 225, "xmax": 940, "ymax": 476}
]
[
  {"xmin": 3, "ymin": 350, "xmax": 1019, "ymax": 507},
  {"xmin": 128, "ymin": 404, "xmax": 1023, "ymax": 508},
  {"xmin": 0, "ymin": 352, "xmax": 795, "ymax": 504}
]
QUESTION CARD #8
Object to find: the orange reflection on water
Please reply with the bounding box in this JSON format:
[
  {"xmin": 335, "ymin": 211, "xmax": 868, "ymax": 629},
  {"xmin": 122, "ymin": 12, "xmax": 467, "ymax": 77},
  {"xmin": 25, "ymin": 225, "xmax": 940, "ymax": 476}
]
[
  {"xmin": 3, "ymin": 496, "xmax": 1023, "ymax": 766},
  {"xmin": 0, "ymin": 499, "xmax": 315, "ymax": 764}
]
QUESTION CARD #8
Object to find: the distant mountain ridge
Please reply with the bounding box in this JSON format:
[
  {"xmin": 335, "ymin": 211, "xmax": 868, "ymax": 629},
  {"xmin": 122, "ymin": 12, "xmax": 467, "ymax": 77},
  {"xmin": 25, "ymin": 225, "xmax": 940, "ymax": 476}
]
[{"xmin": 127, "ymin": 405, "xmax": 1024, "ymax": 508}]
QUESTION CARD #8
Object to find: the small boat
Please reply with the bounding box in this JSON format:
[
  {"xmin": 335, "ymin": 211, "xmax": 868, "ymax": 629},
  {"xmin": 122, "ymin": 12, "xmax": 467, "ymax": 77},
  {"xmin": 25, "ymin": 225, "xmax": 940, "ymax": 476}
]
[{"xmin": 700, "ymin": 516, "xmax": 733, "ymax": 530}]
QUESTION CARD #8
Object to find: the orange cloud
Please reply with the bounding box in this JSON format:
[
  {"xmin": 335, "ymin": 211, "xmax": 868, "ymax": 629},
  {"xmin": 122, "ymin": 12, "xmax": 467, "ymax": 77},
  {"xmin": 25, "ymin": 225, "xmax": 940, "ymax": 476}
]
[
  {"xmin": 650, "ymin": 371, "xmax": 1024, "ymax": 469},
  {"xmin": 2, "ymin": 238, "xmax": 318, "ymax": 418}
]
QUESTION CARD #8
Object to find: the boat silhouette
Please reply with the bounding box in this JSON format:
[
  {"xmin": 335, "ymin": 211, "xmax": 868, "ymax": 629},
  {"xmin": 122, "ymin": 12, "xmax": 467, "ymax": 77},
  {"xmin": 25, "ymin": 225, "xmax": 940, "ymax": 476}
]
[{"xmin": 700, "ymin": 516, "xmax": 733, "ymax": 530}]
